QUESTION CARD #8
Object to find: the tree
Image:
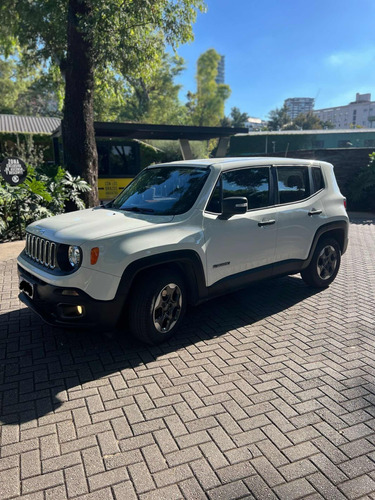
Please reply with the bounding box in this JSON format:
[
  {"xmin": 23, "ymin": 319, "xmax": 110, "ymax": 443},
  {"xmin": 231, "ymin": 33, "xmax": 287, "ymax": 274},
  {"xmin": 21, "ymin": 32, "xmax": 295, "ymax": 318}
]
[
  {"xmin": 284, "ymin": 111, "xmax": 325, "ymax": 130},
  {"xmin": 348, "ymin": 152, "xmax": 375, "ymax": 211},
  {"xmin": 0, "ymin": 53, "xmax": 63, "ymax": 117},
  {"xmin": 267, "ymin": 104, "xmax": 290, "ymax": 131},
  {"xmin": 16, "ymin": 71, "xmax": 63, "ymax": 117},
  {"xmin": 221, "ymin": 107, "xmax": 249, "ymax": 127},
  {"xmin": 187, "ymin": 49, "xmax": 231, "ymax": 126},
  {"xmin": 0, "ymin": 56, "xmax": 33, "ymax": 114},
  {"xmin": 119, "ymin": 53, "xmax": 188, "ymax": 125},
  {"xmin": 0, "ymin": 0, "xmax": 205, "ymax": 207}
]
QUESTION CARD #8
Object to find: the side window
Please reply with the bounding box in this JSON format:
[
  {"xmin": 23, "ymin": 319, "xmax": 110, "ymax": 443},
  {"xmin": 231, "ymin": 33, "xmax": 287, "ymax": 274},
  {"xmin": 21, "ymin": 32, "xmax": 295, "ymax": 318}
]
[
  {"xmin": 277, "ymin": 166, "xmax": 310, "ymax": 204},
  {"xmin": 311, "ymin": 167, "xmax": 325, "ymax": 193},
  {"xmin": 222, "ymin": 167, "xmax": 270, "ymax": 210}
]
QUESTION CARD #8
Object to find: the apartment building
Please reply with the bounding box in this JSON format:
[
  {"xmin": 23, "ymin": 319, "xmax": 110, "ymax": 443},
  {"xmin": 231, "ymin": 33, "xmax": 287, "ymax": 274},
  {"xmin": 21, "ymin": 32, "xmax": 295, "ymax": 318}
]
[
  {"xmin": 313, "ymin": 93, "xmax": 375, "ymax": 129},
  {"xmin": 284, "ymin": 97, "xmax": 315, "ymax": 119}
]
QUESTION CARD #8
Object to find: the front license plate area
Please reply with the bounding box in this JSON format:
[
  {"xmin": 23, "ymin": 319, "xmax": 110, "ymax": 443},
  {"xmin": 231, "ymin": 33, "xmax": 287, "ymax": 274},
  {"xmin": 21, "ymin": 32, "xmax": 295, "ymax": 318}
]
[{"xmin": 19, "ymin": 278, "xmax": 34, "ymax": 299}]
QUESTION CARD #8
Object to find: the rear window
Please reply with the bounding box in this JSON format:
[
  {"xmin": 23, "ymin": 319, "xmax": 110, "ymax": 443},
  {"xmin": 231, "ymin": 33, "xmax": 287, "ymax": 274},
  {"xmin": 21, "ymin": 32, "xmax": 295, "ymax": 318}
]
[
  {"xmin": 311, "ymin": 167, "xmax": 325, "ymax": 193},
  {"xmin": 277, "ymin": 166, "xmax": 310, "ymax": 204}
]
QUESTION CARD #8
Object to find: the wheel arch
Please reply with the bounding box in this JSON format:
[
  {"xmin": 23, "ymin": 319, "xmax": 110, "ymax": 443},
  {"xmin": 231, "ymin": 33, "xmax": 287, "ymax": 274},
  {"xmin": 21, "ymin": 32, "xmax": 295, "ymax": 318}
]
[
  {"xmin": 303, "ymin": 220, "xmax": 348, "ymax": 270},
  {"xmin": 116, "ymin": 250, "xmax": 207, "ymax": 314}
]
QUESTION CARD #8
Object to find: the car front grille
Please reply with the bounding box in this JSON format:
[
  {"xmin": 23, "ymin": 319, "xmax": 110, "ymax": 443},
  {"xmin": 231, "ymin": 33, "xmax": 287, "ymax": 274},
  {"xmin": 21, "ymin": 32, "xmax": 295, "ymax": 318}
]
[{"xmin": 25, "ymin": 232, "xmax": 56, "ymax": 269}]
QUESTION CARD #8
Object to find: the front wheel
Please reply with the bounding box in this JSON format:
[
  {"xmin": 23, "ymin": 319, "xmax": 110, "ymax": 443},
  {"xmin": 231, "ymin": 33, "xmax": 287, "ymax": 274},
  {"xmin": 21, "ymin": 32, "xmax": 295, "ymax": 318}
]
[
  {"xmin": 301, "ymin": 237, "xmax": 341, "ymax": 288},
  {"xmin": 128, "ymin": 269, "xmax": 187, "ymax": 345}
]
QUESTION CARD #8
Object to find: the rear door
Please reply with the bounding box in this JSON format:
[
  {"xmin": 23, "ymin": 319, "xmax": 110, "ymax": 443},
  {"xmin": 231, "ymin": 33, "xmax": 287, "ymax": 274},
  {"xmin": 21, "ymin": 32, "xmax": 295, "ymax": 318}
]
[{"xmin": 273, "ymin": 164, "xmax": 326, "ymax": 264}]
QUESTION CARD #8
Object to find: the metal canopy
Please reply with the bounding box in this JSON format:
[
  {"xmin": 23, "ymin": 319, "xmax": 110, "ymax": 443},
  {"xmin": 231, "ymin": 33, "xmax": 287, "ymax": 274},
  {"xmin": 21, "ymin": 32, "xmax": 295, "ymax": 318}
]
[
  {"xmin": 53, "ymin": 121, "xmax": 248, "ymax": 160},
  {"xmin": 91, "ymin": 122, "xmax": 247, "ymax": 141}
]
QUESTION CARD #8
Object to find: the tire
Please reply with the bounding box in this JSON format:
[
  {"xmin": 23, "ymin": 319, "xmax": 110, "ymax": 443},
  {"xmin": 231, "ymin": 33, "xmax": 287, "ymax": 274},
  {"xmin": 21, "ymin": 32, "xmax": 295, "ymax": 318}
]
[
  {"xmin": 301, "ymin": 237, "xmax": 341, "ymax": 288},
  {"xmin": 128, "ymin": 268, "xmax": 187, "ymax": 345}
]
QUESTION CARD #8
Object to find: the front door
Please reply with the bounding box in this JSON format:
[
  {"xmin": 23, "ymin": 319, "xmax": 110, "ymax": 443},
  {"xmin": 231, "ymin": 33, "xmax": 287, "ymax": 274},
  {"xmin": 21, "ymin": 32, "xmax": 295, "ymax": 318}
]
[{"xmin": 203, "ymin": 166, "xmax": 278, "ymax": 287}]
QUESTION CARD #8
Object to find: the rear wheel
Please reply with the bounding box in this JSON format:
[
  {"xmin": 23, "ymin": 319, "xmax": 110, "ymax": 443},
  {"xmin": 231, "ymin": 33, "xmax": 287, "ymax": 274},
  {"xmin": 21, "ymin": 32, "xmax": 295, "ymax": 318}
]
[
  {"xmin": 301, "ymin": 237, "xmax": 341, "ymax": 288},
  {"xmin": 128, "ymin": 268, "xmax": 186, "ymax": 345}
]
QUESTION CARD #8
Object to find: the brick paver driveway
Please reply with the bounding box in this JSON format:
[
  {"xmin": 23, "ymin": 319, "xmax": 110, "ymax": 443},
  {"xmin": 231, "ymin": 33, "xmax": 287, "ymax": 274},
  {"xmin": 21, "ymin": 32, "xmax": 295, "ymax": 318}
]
[{"xmin": 1, "ymin": 215, "xmax": 375, "ymax": 500}]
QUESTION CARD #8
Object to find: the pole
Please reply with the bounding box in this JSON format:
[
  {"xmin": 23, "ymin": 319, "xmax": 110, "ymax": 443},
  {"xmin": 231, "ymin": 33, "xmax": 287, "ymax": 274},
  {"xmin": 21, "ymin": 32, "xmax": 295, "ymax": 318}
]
[{"xmin": 16, "ymin": 199, "xmax": 22, "ymax": 240}]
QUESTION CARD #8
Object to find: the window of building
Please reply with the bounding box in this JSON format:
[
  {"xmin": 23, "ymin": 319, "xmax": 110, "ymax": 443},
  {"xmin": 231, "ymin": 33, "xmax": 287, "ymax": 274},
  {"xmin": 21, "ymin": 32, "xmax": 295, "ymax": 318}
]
[
  {"xmin": 338, "ymin": 140, "xmax": 352, "ymax": 147},
  {"xmin": 364, "ymin": 140, "xmax": 375, "ymax": 147},
  {"xmin": 277, "ymin": 167, "xmax": 310, "ymax": 204},
  {"xmin": 97, "ymin": 140, "xmax": 140, "ymax": 177},
  {"xmin": 312, "ymin": 140, "xmax": 324, "ymax": 148}
]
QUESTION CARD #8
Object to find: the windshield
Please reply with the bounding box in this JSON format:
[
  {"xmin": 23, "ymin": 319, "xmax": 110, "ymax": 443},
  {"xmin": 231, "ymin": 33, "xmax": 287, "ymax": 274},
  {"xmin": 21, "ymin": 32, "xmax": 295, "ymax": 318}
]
[{"xmin": 111, "ymin": 166, "xmax": 210, "ymax": 215}]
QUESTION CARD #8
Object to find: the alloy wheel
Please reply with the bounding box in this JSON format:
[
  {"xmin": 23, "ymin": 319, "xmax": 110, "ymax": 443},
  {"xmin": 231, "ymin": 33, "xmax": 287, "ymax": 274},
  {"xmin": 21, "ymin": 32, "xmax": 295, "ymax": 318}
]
[
  {"xmin": 153, "ymin": 283, "xmax": 182, "ymax": 333},
  {"xmin": 317, "ymin": 245, "xmax": 338, "ymax": 280}
]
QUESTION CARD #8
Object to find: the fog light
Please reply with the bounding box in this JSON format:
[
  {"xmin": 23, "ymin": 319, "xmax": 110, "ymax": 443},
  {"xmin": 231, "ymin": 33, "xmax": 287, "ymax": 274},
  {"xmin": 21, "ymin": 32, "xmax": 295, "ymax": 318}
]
[{"xmin": 58, "ymin": 304, "xmax": 85, "ymax": 318}]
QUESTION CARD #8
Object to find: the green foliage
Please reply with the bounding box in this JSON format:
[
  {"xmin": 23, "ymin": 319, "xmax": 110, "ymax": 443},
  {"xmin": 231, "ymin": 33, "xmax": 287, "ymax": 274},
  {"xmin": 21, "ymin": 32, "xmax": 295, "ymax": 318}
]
[
  {"xmin": 0, "ymin": 133, "xmax": 48, "ymax": 167},
  {"xmin": 0, "ymin": 0, "xmax": 205, "ymax": 102},
  {"xmin": 0, "ymin": 166, "xmax": 91, "ymax": 241},
  {"xmin": 187, "ymin": 49, "xmax": 231, "ymax": 126},
  {"xmin": 0, "ymin": 54, "xmax": 63, "ymax": 117},
  {"xmin": 0, "ymin": 57, "xmax": 26, "ymax": 113},
  {"xmin": 284, "ymin": 112, "xmax": 327, "ymax": 131},
  {"xmin": 347, "ymin": 152, "xmax": 375, "ymax": 212},
  {"xmin": 117, "ymin": 53, "xmax": 189, "ymax": 125},
  {"xmin": 147, "ymin": 140, "xmax": 211, "ymax": 163},
  {"xmin": 16, "ymin": 70, "xmax": 63, "ymax": 117},
  {"xmin": 222, "ymin": 107, "xmax": 249, "ymax": 128},
  {"xmin": 267, "ymin": 104, "xmax": 290, "ymax": 131},
  {"xmin": 267, "ymin": 107, "xmax": 332, "ymax": 132}
]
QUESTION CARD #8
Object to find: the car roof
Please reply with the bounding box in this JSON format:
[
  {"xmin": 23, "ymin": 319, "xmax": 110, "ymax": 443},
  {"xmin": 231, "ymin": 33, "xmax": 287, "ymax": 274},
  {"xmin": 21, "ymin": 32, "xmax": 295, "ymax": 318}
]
[{"xmin": 151, "ymin": 157, "xmax": 331, "ymax": 171}]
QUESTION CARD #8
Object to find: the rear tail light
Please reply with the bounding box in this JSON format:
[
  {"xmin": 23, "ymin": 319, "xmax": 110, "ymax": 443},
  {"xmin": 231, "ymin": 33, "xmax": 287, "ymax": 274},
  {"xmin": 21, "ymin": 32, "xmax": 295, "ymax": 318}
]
[{"xmin": 343, "ymin": 198, "xmax": 347, "ymax": 210}]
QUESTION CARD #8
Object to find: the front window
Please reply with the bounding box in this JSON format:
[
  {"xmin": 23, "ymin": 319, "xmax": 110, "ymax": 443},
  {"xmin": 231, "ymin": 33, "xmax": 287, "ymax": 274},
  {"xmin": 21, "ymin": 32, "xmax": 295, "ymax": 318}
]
[
  {"xmin": 206, "ymin": 167, "xmax": 271, "ymax": 213},
  {"xmin": 111, "ymin": 166, "xmax": 209, "ymax": 215}
]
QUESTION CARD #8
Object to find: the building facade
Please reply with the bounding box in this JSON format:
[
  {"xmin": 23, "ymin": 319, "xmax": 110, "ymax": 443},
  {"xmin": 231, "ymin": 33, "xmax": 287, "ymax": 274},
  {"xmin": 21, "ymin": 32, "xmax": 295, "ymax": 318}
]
[
  {"xmin": 284, "ymin": 97, "xmax": 315, "ymax": 119},
  {"xmin": 215, "ymin": 56, "xmax": 225, "ymax": 85},
  {"xmin": 244, "ymin": 117, "xmax": 267, "ymax": 131},
  {"xmin": 313, "ymin": 93, "xmax": 375, "ymax": 129},
  {"xmin": 229, "ymin": 129, "xmax": 375, "ymax": 156}
]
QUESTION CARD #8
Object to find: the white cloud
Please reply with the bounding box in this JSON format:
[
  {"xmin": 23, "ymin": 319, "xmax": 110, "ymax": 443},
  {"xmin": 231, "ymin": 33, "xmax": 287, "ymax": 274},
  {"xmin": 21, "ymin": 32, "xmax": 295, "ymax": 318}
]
[{"xmin": 325, "ymin": 47, "xmax": 375, "ymax": 69}]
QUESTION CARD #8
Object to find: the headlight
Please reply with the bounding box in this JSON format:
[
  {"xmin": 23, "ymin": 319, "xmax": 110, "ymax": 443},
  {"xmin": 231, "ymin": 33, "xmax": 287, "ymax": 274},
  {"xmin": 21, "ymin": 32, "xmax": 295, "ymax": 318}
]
[{"xmin": 68, "ymin": 246, "xmax": 82, "ymax": 268}]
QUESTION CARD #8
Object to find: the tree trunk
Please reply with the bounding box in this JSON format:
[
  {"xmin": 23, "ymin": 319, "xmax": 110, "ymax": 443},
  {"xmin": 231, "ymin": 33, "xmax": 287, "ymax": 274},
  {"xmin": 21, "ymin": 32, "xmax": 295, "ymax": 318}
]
[{"xmin": 62, "ymin": 0, "xmax": 99, "ymax": 208}]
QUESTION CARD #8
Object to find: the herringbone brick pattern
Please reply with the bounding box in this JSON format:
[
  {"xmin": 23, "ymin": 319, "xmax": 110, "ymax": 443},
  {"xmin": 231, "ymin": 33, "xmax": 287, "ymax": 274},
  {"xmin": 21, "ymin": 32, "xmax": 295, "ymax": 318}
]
[{"xmin": 0, "ymin": 216, "xmax": 375, "ymax": 499}]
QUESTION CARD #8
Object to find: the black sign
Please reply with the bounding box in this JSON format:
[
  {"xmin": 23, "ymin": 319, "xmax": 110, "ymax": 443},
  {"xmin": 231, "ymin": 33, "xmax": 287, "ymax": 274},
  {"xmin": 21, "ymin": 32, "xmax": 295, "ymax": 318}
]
[{"xmin": 0, "ymin": 157, "xmax": 27, "ymax": 186}]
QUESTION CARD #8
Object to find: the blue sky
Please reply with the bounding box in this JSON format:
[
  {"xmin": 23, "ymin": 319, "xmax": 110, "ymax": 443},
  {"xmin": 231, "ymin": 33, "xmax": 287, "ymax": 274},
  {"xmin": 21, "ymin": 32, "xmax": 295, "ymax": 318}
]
[{"xmin": 174, "ymin": 0, "xmax": 375, "ymax": 120}]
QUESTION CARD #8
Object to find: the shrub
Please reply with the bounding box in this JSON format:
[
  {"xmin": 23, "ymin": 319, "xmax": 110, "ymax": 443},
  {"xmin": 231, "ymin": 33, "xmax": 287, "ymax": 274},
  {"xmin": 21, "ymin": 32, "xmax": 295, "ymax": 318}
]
[
  {"xmin": 347, "ymin": 152, "xmax": 375, "ymax": 212},
  {"xmin": 0, "ymin": 165, "xmax": 91, "ymax": 241}
]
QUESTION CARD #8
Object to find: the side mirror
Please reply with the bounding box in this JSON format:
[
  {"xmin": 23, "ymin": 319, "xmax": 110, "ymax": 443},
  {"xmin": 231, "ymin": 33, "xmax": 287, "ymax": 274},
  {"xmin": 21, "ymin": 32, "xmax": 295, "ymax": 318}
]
[{"xmin": 219, "ymin": 197, "xmax": 248, "ymax": 220}]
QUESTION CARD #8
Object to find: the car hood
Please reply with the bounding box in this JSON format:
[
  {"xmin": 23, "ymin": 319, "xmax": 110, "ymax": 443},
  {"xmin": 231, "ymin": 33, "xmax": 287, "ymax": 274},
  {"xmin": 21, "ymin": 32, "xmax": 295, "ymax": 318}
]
[{"xmin": 27, "ymin": 208, "xmax": 174, "ymax": 244}]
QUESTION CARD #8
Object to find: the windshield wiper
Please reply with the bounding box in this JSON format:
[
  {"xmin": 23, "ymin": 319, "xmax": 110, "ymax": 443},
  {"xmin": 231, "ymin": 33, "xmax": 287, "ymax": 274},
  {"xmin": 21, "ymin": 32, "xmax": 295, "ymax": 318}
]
[{"xmin": 122, "ymin": 206, "xmax": 155, "ymax": 214}]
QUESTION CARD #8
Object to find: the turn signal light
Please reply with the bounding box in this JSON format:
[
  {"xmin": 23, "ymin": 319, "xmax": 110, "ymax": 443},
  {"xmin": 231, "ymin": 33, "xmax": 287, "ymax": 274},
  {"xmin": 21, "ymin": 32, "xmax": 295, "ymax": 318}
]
[{"xmin": 90, "ymin": 247, "xmax": 99, "ymax": 265}]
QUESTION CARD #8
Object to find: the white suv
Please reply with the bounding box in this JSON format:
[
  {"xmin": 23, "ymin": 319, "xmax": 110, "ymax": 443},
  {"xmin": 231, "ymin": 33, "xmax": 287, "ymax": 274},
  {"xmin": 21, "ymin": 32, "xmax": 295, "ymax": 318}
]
[{"xmin": 18, "ymin": 158, "xmax": 349, "ymax": 344}]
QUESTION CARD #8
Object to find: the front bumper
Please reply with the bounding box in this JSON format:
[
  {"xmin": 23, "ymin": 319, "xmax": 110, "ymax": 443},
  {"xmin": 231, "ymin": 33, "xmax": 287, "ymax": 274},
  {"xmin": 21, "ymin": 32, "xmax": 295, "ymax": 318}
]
[{"xmin": 18, "ymin": 265, "xmax": 125, "ymax": 331}]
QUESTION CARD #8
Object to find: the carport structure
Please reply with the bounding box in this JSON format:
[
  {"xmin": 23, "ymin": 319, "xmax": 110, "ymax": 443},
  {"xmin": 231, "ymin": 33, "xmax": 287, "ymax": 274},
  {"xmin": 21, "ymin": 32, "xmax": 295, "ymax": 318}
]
[
  {"xmin": 53, "ymin": 121, "xmax": 248, "ymax": 162},
  {"xmin": 94, "ymin": 122, "xmax": 247, "ymax": 160}
]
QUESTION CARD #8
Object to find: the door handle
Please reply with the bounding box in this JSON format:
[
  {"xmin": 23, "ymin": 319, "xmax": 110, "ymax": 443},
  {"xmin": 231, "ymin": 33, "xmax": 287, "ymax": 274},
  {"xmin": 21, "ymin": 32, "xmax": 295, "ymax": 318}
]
[
  {"xmin": 258, "ymin": 219, "xmax": 276, "ymax": 227},
  {"xmin": 308, "ymin": 209, "xmax": 322, "ymax": 216}
]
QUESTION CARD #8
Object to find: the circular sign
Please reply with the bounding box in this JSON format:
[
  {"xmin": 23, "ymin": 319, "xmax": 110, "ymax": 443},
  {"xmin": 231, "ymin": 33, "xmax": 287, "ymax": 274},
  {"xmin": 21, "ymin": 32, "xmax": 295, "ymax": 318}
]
[{"xmin": 0, "ymin": 157, "xmax": 27, "ymax": 186}]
